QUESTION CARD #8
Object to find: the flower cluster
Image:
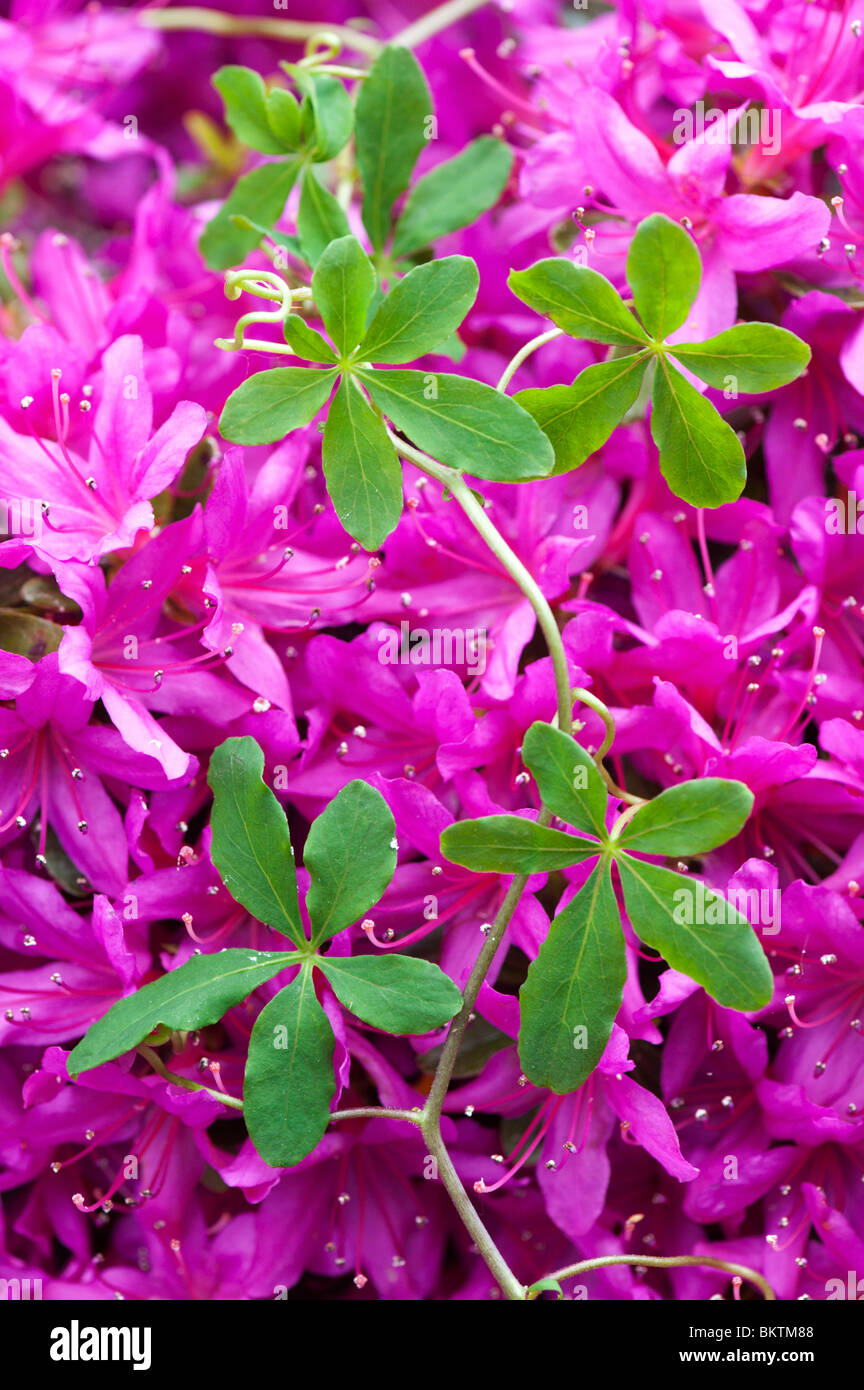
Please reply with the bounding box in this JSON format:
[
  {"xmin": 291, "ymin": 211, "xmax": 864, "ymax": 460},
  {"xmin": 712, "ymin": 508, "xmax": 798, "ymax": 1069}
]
[{"xmin": 0, "ymin": 0, "xmax": 863, "ymax": 1304}]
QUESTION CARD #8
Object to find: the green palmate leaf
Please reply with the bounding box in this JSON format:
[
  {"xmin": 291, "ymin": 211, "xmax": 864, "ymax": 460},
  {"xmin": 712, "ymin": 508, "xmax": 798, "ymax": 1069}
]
[
  {"xmin": 616, "ymin": 777, "xmax": 753, "ymax": 856},
  {"xmin": 360, "ymin": 368, "xmax": 555, "ymax": 481},
  {"xmin": 244, "ymin": 968, "xmax": 335, "ymax": 1167},
  {"xmin": 297, "ymin": 169, "xmax": 351, "ymax": 267},
  {"xmin": 626, "ymin": 213, "xmax": 701, "ymax": 340},
  {"xmin": 359, "ymin": 256, "xmax": 479, "ymax": 364},
  {"xmin": 312, "ymin": 236, "xmax": 377, "ymax": 357},
  {"xmin": 291, "ymin": 69, "xmax": 354, "ymax": 162},
  {"xmin": 208, "ymin": 737, "xmax": 306, "ymax": 945},
  {"xmin": 515, "ymin": 353, "xmax": 649, "ymax": 475},
  {"xmin": 283, "ymin": 314, "xmax": 338, "ymax": 364},
  {"xmin": 518, "ymin": 860, "xmax": 625, "ymax": 1093},
  {"xmin": 392, "ymin": 136, "xmax": 513, "ymax": 259},
  {"xmin": 200, "ymin": 160, "xmax": 301, "ymax": 270},
  {"xmin": 322, "ymin": 377, "xmax": 403, "ymax": 549},
  {"xmin": 266, "ymin": 88, "xmax": 302, "ymax": 149},
  {"xmin": 304, "ymin": 780, "xmax": 398, "ymax": 944},
  {"xmin": 615, "ymin": 854, "xmax": 773, "ymax": 1010},
  {"xmin": 522, "ymin": 722, "xmax": 609, "ymax": 838},
  {"xmin": 316, "ymin": 954, "xmax": 462, "ymax": 1033},
  {"xmin": 440, "ymin": 815, "xmax": 600, "ymax": 874},
  {"xmin": 67, "ymin": 949, "xmax": 292, "ymax": 1077},
  {"xmin": 220, "ymin": 366, "xmax": 338, "ymax": 445},
  {"xmin": 508, "ymin": 260, "xmax": 650, "ymax": 348},
  {"xmin": 651, "ymin": 358, "xmax": 745, "ymax": 507},
  {"xmin": 670, "ymin": 322, "xmax": 811, "ymax": 393},
  {"xmin": 354, "ymin": 45, "xmax": 431, "ymax": 251},
  {"xmin": 213, "ymin": 67, "xmax": 287, "ymax": 154}
]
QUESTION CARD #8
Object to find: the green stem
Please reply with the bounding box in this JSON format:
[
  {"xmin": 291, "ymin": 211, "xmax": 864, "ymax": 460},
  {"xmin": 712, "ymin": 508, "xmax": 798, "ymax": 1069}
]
[
  {"xmin": 386, "ymin": 431, "xmax": 573, "ymax": 732},
  {"xmin": 298, "ymin": 64, "xmax": 369, "ymax": 80},
  {"xmin": 495, "ymin": 327, "xmax": 563, "ymax": 393},
  {"xmin": 384, "ymin": 426, "xmax": 577, "ymax": 1299},
  {"xmin": 394, "ymin": 0, "xmax": 492, "ymax": 48},
  {"xmin": 137, "ymin": 1045, "xmax": 243, "ymax": 1111},
  {"xmin": 214, "ymin": 335, "xmax": 298, "ymax": 355},
  {"xmin": 573, "ymin": 685, "xmax": 615, "ymax": 759},
  {"xmin": 138, "ymin": 8, "xmax": 382, "ymax": 55},
  {"xmin": 422, "ymin": 855, "xmax": 547, "ymax": 1123},
  {"xmin": 139, "ymin": 1, "xmax": 490, "ymax": 57},
  {"xmin": 330, "ymin": 1107, "xmax": 422, "ymax": 1124},
  {"xmin": 420, "ymin": 1125, "xmax": 527, "ymax": 1301},
  {"xmin": 540, "ymin": 1254, "xmax": 776, "ymax": 1302},
  {"xmin": 572, "ymin": 686, "xmax": 642, "ymax": 805}
]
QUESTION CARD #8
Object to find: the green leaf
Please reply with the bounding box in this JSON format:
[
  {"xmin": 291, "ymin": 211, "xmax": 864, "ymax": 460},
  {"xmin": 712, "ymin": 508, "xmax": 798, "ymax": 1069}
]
[
  {"xmin": 354, "ymin": 46, "xmax": 431, "ymax": 250},
  {"xmin": 615, "ymin": 854, "xmax": 773, "ymax": 1010},
  {"xmin": 208, "ymin": 736, "xmax": 306, "ymax": 946},
  {"xmin": 67, "ymin": 949, "xmax": 292, "ymax": 1077},
  {"xmin": 522, "ymin": 722, "xmax": 608, "ymax": 838},
  {"xmin": 670, "ymin": 323, "xmax": 811, "ymax": 393},
  {"xmin": 283, "ymin": 314, "xmax": 338, "ymax": 364},
  {"xmin": 244, "ymin": 968, "xmax": 335, "ymax": 1167},
  {"xmin": 304, "ymin": 780, "xmax": 398, "ymax": 944},
  {"xmin": 360, "ymin": 368, "xmax": 555, "ymax": 481},
  {"xmin": 508, "ymin": 259, "xmax": 650, "ymax": 348},
  {"xmin": 392, "ymin": 136, "xmax": 513, "ymax": 258},
  {"xmin": 266, "ymin": 88, "xmax": 301, "ymax": 149},
  {"xmin": 219, "ymin": 366, "xmax": 338, "ymax": 445},
  {"xmin": 291, "ymin": 69, "xmax": 354, "ymax": 162},
  {"xmin": 626, "ymin": 213, "xmax": 701, "ymax": 340},
  {"xmin": 440, "ymin": 815, "xmax": 600, "ymax": 874},
  {"xmin": 297, "ymin": 168, "xmax": 351, "ymax": 267},
  {"xmin": 213, "ymin": 66, "xmax": 287, "ymax": 154},
  {"xmin": 0, "ymin": 610, "xmax": 61, "ymax": 658},
  {"xmin": 651, "ymin": 358, "xmax": 746, "ymax": 507},
  {"xmin": 200, "ymin": 160, "xmax": 301, "ymax": 270},
  {"xmin": 515, "ymin": 353, "xmax": 648, "ymax": 475},
  {"xmin": 312, "ymin": 236, "xmax": 377, "ymax": 357},
  {"xmin": 359, "ymin": 257, "xmax": 478, "ymax": 364},
  {"xmin": 322, "ymin": 377, "xmax": 403, "ymax": 549},
  {"xmin": 518, "ymin": 861, "xmax": 625, "ymax": 1092},
  {"xmin": 316, "ymin": 954, "xmax": 462, "ymax": 1033},
  {"xmin": 616, "ymin": 778, "xmax": 753, "ymax": 856}
]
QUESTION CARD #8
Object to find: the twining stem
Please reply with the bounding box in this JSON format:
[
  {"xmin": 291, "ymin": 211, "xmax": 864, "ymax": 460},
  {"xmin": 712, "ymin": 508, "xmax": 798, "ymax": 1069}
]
[
  {"xmin": 215, "ymin": 273, "xmax": 309, "ymax": 352},
  {"xmin": 574, "ymin": 685, "xmax": 615, "ymax": 759},
  {"xmin": 541, "ymin": 1254, "xmax": 776, "ymax": 1302},
  {"xmin": 572, "ymin": 688, "xmax": 642, "ymax": 805},
  {"xmin": 495, "ymin": 327, "xmax": 564, "ymax": 392}
]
